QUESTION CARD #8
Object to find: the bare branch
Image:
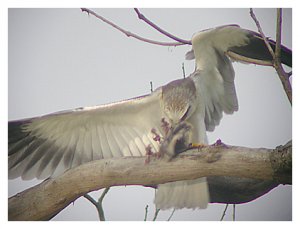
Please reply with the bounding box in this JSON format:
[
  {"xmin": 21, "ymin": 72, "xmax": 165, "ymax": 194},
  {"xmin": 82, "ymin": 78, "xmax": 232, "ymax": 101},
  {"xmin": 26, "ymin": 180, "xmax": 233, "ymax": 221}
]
[
  {"xmin": 152, "ymin": 208, "xmax": 160, "ymax": 221},
  {"xmin": 150, "ymin": 81, "xmax": 153, "ymax": 93},
  {"xmin": 84, "ymin": 188, "xmax": 110, "ymax": 221},
  {"xmin": 83, "ymin": 194, "xmax": 98, "ymax": 208},
  {"xmin": 250, "ymin": 8, "xmax": 292, "ymax": 105},
  {"xmin": 97, "ymin": 188, "xmax": 110, "ymax": 221},
  {"xmin": 274, "ymin": 9, "xmax": 292, "ymax": 105},
  {"xmin": 8, "ymin": 141, "xmax": 291, "ymax": 221},
  {"xmin": 220, "ymin": 204, "xmax": 229, "ymax": 221},
  {"xmin": 81, "ymin": 8, "xmax": 185, "ymax": 47},
  {"xmin": 233, "ymin": 204, "xmax": 236, "ymax": 221},
  {"xmin": 144, "ymin": 205, "xmax": 149, "ymax": 221},
  {"xmin": 275, "ymin": 9, "xmax": 282, "ymax": 62},
  {"xmin": 250, "ymin": 8, "xmax": 276, "ymax": 59},
  {"xmin": 182, "ymin": 63, "xmax": 186, "ymax": 78},
  {"xmin": 134, "ymin": 8, "xmax": 191, "ymax": 45},
  {"xmin": 167, "ymin": 208, "xmax": 176, "ymax": 221},
  {"xmin": 226, "ymin": 51, "xmax": 273, "ymax": 66}
]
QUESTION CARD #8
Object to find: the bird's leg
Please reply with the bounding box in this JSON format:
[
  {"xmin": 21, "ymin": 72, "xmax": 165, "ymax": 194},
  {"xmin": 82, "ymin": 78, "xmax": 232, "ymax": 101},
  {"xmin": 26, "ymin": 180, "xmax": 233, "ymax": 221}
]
[
  {"xmin": 189, "ymin": 143, "xmax": 208, "ymax": 152},
  {"xmin": 190, "ymin": 143, "xmax": 207, "ymax": 148}
]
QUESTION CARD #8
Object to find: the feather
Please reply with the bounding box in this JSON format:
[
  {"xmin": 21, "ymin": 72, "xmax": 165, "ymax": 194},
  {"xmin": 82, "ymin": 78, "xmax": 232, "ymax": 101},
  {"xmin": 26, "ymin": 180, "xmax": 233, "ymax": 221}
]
[{"xmin": 8, "ymin": 91, "xmax": 163, "ymax": 179}]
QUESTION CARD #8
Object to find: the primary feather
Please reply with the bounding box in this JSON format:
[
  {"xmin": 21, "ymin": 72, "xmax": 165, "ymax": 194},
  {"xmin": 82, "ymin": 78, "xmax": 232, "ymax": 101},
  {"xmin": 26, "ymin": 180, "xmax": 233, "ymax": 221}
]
[{"xmin": 9, "ymin": 24, "xmax": 292, "ymax": 210}]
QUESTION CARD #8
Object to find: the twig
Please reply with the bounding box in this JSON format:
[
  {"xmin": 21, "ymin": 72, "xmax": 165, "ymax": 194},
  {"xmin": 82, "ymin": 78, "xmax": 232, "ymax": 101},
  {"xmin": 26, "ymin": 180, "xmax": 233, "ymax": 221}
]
[
  {"xmin": 250, "ymin": 8, "xmax": 275, "ymax": 59},
  {"xmin": 81, "ymin": 8, "xmax": 184, "ymax": 47},
  {"xmin": 273, "ymin": 9, "xmax": 292, "ymax": 105},
  {"xmin": 250, "ymin": 8, "xmax": 292, "ymax": 105},
  {"xmin": 220, "ymin": 204, "xmax": 229, "ymax": 221},
  {"xmin": 83, "ymin": 193, "xmax": 98, "ymax": 207},
  {"xmin": 83, "ymin": 188, "xmax": 110, "ymax": 221},
  {"xmin": 150, "ymin": 81, "xmax": 153, "ymax": 93},
  {"xmin": 99, "ymin": 187, "xmax": 110, "ymax": 202},
  {"xmin": 134, "ymin": 8, "xmax": 191, "ymax": 45},
  {"xmin": 275, "ymin": 9, "xmax": 282, "ymax": 63},
  {"xmin": 226, "ymin": 51, "xmax": 273, "ymax": 66},
  {"xmin": 233, "ymin": 204, "xmax": 236, "ymax": 221},
  {"xmin": 98, "ymin": 187, "xmax": 110, "ymax": 221},
  {"xmin": 167, "ymin": 208, "xmax": 176, "ymax": 221},
  {"xmin": 144, "ymin": 205, "xmax": 149, "ymax": 221},
  {"xmin": 152, "ymin": 208, "xmax": 160, "ymax": 221},
  {"xmin": 182, "ymin": 63, "xmax": 186, "ymax": 78}
]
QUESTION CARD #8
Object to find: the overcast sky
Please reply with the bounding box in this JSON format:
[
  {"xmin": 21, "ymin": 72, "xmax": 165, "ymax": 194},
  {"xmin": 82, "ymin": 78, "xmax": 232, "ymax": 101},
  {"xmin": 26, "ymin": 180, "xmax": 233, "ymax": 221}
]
[{"xmin": 7, "ymin": 8, "xmax": 292, "ymax": 221}]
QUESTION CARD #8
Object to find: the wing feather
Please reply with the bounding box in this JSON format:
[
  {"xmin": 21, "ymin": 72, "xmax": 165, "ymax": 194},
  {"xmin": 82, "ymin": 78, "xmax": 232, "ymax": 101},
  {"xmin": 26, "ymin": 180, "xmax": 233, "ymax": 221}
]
[
  {"xmin": 99, "ymin": 124, "xmax": 113, "ymax": 158},
  {"xmin": 90, "ymin": 124, "xmax": 102, "ymax": 160},
  {"xmin": 132, "ymin": 127, "xmax": 147, "ymax": 154},
  {"xmin": 147, "ymin": 133, "xmax": 160, "ymax": 152},
  {"xmin": 63, "ymin": 131, "xmax": 78, "ymax": 168},
  {"xmin": 9, "ymin": 91, "xmax": 163, "ymax": 179},
  {"xmin": 126, "ymin": 128, "xmax": 142, "ymax": 156},
  {"xmin": 105, "ymin": 124, "xmax": 123, "ymax": 158},
  {"xmin": 188, "ymin": 25, "xmax": 240, "ymax": 131},
  {"xmin": 110, "ymin": 125, "xmax": 129, "ymax": 157},
  {"xmin": 187, "ymin": 24, "xmax": 291, "ymax": 131},
  {"xmin": 83, "ymin": 122, "xmax": 94, "ymax": 161},
  {"xmin": 118, "ymin": 126, "xmax": 134, "ymax": 156}
]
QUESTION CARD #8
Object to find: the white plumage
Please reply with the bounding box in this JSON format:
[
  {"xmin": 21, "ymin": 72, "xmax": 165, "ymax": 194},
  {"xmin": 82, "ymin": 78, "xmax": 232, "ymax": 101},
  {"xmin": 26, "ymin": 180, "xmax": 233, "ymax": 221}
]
[{"xmin": 8, "ymin": 25, "xmax": 292, "ymax": 210}]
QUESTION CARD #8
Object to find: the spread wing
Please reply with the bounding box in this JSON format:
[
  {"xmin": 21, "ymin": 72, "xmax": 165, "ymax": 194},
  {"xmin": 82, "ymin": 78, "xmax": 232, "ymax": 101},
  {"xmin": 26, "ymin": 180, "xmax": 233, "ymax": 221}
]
[
  {"xmin": 187, "ymin": 25, "xmax": 241, "ymax": 131},
  {"xmin": 191, "ymin": 50, "xmax": 238, "ymax": 132},
  {"xmin": 9, "ymin": 90, "xmax": 164, "ymax": 180},
  {"xmin": 187, "ymin": 25, "xmax": 292, "ymax": 131}
]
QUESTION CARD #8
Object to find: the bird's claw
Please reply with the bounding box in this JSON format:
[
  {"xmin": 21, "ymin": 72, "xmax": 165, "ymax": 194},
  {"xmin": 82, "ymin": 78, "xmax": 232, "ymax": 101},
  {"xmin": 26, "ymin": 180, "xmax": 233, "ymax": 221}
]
[{"xmin": 211, "ymin": 139, "xmax": 228, "ymax": 148}]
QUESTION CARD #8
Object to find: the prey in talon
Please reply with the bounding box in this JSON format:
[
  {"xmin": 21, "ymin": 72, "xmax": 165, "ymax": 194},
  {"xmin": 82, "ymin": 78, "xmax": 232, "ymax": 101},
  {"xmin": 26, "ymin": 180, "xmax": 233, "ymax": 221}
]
[{"xmin": 159, "ymin": 121, "xmax": 193, "ymax": 161}]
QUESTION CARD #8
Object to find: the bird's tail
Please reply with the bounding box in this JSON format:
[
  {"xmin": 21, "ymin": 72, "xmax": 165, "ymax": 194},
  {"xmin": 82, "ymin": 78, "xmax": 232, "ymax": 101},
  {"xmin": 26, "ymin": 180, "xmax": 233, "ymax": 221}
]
[{"xmin": 154, "ymin": 177, "xmax": 209, "ymax": 210}]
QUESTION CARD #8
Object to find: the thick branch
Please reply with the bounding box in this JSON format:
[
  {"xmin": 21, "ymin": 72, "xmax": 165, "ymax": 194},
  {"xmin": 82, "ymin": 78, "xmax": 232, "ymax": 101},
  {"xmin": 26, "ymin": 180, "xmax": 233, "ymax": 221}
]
[{"xmin": 8, "ymin": 141, "xmax": 291, "ymax": 221}]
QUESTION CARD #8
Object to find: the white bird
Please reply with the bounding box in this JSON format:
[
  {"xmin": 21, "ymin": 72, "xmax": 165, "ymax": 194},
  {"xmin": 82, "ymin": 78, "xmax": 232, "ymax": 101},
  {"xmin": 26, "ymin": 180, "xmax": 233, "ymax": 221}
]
[{"xmin": 9, "ymin": 25, "xmax": 292, "ymax": 210}]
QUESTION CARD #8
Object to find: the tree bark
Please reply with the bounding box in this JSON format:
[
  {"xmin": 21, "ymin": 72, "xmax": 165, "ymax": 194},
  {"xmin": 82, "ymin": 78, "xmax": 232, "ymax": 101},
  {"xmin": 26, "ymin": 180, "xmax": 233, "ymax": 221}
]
[{"xmin": 8, "ymin": 140, "xmax": 292, "ymax": 221}]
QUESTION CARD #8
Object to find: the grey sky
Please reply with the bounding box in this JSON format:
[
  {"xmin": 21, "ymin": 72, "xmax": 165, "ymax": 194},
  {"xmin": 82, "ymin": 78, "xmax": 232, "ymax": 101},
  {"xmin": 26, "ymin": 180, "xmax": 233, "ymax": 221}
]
[{"xmin": 8, "ymin": 8, "xmax": 292, "ymax": 221}]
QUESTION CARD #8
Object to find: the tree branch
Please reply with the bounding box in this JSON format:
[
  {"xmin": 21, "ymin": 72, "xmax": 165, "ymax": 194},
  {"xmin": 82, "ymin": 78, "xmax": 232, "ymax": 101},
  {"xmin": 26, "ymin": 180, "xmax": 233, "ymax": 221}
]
[
  {"xmin": 275, "ymin": 9, "xmax": 282, "ymax": 62},
  {"xmin": 83, "ymin": 187, "xmax": 110, "ymax": 221},
  {"xmin": 273, "ymin": 9, "xmax": 292, "ymax": 105},
  {"xmin": 250, "ymin": 8, "xmax": 275, "ymax": 59},
  {"xmin": 134, "ymin": 8, "xmax": 191, "ymax": 45},
  {"xmin": 8, "ymin": 140, "xmax": 291, "ymax": 221},
  {"xmin": 81, "ymin": 8, "xmax": 185, "ymax": 47},
  {"xmin": 250, "ymin": 8, "xmax": 292, "ymax": 105},
  {"xmin": 220, "ymin": 204, "xmax": 229, "ymax": 221}
]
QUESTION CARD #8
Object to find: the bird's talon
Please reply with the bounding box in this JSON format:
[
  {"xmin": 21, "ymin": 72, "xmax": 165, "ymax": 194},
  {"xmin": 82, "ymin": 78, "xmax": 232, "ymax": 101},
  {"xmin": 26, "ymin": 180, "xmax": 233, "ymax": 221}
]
[{"xmin": 211, "ymin": 139, "xmax": 228, "ymax": 148}]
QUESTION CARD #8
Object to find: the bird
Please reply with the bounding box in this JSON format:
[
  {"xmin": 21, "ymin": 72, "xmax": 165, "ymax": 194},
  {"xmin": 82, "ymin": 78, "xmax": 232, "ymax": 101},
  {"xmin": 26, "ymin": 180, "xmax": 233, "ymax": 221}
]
[{"xmin": 8, "ymin": 24, "xmax": 292, "ymax": 210}]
